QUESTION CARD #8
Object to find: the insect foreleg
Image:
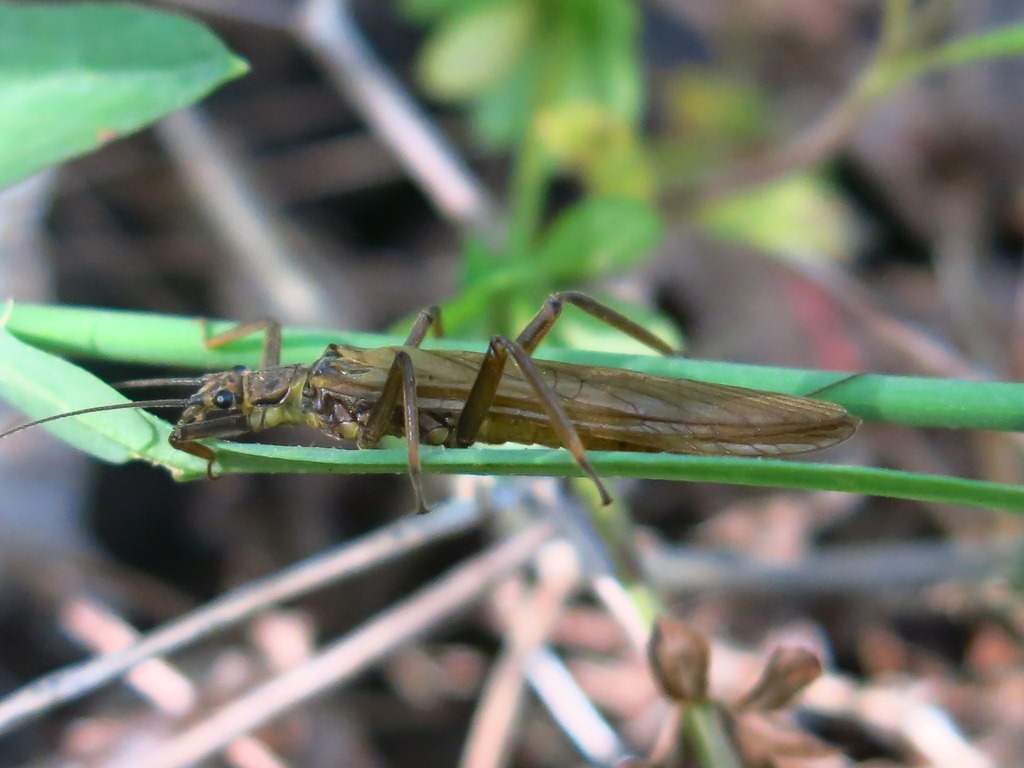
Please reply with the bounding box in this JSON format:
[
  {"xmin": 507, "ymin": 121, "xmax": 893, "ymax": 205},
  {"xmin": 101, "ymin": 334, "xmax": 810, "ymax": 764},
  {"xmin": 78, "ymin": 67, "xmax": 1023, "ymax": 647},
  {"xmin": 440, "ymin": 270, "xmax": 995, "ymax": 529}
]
[
  {"xmin": 356, "ymin": 350, "xmax": 429, "ymax": 515},
  {"xmin": 168, "ymin": 434, "xmax": 219, "ymax": 479},
  {"xmin": 199, "ymin": 319, "xmax": 283, "ymax": 368},
  {"xmin": 517, "ymin": 291, "xmax": 677, "ymax": 356},
  {"xmin": 455, "ymin": 335, "xmax": 613, "ymax": 505}
]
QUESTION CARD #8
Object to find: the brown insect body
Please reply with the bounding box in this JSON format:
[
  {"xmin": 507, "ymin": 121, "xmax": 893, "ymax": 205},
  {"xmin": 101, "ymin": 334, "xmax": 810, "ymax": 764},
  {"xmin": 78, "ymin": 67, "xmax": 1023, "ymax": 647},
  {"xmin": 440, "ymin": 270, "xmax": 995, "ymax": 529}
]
[
  {"xmin": 173, "ymin": 343, "xmax": 857, "ymax": 459},
  {"xmin": 4, "ymin": 293, "xmax": 860, "ymax": 514}
]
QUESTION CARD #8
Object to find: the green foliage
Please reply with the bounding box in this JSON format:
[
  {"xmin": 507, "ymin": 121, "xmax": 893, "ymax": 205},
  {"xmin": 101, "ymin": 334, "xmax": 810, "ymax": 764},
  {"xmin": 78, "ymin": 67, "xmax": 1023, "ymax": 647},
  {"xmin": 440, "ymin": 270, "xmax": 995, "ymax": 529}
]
[
  {"xmin": 659, "ymin": 12, "xmax": 1024, "ymax": 266},
  {"xmin": 0, "ymin": 2, "xmax": 247, "ymax": 190},
  {"xmin": 535, "ymin": 198, "xmax": 662, "ymax": 279},
  {"xmin": 535, "ymin": 103, "xmax": 653, "ymax": 199},
  {"xmin": 697, "ymin": 174, "xmax": 856, "ymax": 263},
  {"xmin": 406, "ymin": 0, "xmax": 642, "ymax": 149},
  {"xmin": 876, "ymin": 21, "xmax": 1024, "ymax": 96},
  {"xmin": 403, "ymin": 0, "xmax": 658, "ymax": 347},
  {"xmin": 413, "ymin": 196, "xmax": 668, "ymax": 347},
  {"xmin": 417, "ymin": 1, "xmax": 535, "ymax": 101},
  {"xmin": 0, "ymin": 314, "xmax": 201, "ymax": 474}
]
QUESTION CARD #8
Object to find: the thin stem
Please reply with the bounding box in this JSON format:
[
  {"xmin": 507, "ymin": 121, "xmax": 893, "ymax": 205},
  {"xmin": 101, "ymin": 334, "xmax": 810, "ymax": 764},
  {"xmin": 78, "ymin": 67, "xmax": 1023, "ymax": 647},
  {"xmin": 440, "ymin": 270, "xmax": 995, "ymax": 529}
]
[
  {"xmin": 683, "ymin": 704, "xmax": 744, "ymax": 768},
  {"xmin": 0, "ymin": 496, "xmax": 488, "ymax": 736},
  {"xmin": 506, "ymin": 126, "xmax": 551, "ymax": 261},
  {"xmin": 109, "ymin": 521, "xmax": 555, "ymax": 768}
]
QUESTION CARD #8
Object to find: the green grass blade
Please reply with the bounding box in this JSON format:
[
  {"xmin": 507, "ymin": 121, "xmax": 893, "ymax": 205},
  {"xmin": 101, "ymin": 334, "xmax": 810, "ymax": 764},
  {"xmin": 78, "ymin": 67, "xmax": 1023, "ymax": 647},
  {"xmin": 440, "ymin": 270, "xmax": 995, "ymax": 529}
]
[
  {"xmin": 0, "ymin": 318, "xmax": 203, "ymax": 475},
  {"xmin": 207, "ymin": 443, "xmax": 1024, "ymax": 514}
]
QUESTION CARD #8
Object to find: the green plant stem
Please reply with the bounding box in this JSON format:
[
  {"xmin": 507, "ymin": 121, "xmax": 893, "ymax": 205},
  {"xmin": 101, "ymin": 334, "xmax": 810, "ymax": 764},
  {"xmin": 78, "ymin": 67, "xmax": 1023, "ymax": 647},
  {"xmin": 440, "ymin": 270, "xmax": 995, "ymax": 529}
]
[
  {"xmin": 8, "ymin": 303, "xmax": 1024, "ymax": 431},
  {"xmin": 506, "ymin": 126, "xmax": 550, "ymax": 261},
  {"xmin": 212, "ymin": 446, "xmax": 1024, "ymax": 514},
  {"xmin": 683, "ymin": 703, "xmax": 743, "ymax": 768}
]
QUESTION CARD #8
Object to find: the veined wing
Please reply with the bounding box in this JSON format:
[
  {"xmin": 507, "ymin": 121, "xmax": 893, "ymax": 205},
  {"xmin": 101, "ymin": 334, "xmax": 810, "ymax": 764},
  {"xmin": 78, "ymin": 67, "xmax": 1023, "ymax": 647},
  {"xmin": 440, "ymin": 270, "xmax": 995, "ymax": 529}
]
[
  {"xmin": 322, "ymin": 347, "xmax": 858, "ymax": 456},
  {"xmin": 428, "ymin": 350, "xmax": 856, "ymax": 456}
]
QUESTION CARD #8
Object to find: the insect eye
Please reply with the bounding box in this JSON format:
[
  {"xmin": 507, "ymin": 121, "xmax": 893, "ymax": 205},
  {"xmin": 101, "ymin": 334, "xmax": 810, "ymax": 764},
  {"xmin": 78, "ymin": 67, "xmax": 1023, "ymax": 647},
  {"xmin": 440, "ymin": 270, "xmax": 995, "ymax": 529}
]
[{"xmin": 213, "ymin": 390, "xmax": 236, "ymax": 409}]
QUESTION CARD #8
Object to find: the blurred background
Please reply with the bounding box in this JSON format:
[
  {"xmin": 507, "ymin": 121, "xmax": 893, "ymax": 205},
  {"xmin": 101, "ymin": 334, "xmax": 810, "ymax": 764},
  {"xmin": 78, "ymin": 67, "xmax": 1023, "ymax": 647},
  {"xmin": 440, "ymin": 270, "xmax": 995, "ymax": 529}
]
[{"xmin": 1, "ymin": 0, "xmax": 1024, "ymax": 765}]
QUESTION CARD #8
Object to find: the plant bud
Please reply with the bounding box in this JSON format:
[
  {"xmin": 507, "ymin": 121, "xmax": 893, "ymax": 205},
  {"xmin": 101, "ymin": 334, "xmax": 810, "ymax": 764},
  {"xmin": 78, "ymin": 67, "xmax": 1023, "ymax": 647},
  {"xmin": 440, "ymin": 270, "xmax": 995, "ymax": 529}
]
[
  {"xmin": 648, "ymin": 616, "xmax": 710, "ymax": 703},
  {"xmin": 736, "ymin": 647, "xmax": 822, "ymax": 712}
]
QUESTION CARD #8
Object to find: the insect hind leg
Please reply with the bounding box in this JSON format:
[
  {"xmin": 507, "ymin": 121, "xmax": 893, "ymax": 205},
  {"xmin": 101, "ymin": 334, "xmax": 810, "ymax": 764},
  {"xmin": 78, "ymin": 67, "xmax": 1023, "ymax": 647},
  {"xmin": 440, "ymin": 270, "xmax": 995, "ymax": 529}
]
[
  {"xmin": 455, "ymin": 335, "xmax": 612, "ymax": 505},
  {"xmin": 404, "ymin": 305, "xmax": 444, "ymax": 347},
  {"xmin": 200, "ymin": 318, "xmax": 283, "ymax": 368},
  {"xmin": 516, "ymin": 291, "xmax": 677, "ymax": 356}
]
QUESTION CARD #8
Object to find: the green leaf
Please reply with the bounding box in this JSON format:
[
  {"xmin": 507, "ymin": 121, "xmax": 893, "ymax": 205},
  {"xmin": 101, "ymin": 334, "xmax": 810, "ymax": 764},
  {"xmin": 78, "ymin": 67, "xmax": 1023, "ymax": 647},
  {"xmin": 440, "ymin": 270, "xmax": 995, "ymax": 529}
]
[
  {"xmin": 551, "ymin": 0, "xmax": 642, "ymax": 123},
  {"xmin": 0, "ymin": 312, "xmax": 202, "ymax": 475},
  {"xmin": 178, "ymin": 444, "xmax": 1024, "ymax": 514},
  {"xmin": 861, "ymin": 22, "xmax": 1024, "ymax": 102},
  {"xmin": 435, "ymin": 0, "xmax": 643, "ymax": 149},
  {"xmin": 524, "ymin": 0, "xmax": 642, "ymax": 124},
  {"xmin": 470, "ymin": 53, "xmax": 535, "ymax": 147},
  {"xmin": 417, "ymin": 1, "xmax": 534, "ymax": 101},
  {"xmin": 0, "ymin": 2, "xmax": 247, "ymax": 190},
  {"xmin": 459, "ymin": 234, "xmax": 504, "ymax": 288},
  {"xmin": 908, "ymin": 22, "xmax": 1024, "ymax": 77},
  {"xmin": 535, "ymin": 102, "xmax": 654, "ymax": 198},
  {"xmin": 697, "ymin": 173, "xmax": 856, "ymax": 262},
  {"xmin": 434, "ymin": 199, "xmax": 663, "ymax": 337},
  {"xmin": 665, "ymin": 70, "xmax": 768, "ymax": 143},
  {"xmin": 536, "ymin": 197, "xmax": 662, "ymax": 280}
]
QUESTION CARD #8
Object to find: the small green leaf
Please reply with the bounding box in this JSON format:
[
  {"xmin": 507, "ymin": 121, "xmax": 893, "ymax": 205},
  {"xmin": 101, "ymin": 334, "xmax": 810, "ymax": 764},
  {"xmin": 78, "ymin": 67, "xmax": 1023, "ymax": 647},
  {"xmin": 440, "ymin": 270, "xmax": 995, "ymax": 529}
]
[
  {"xmin": 535, "ymin": 102, "xmax": 654, "ymax": 198},
  {"xmin": 550, "ymin": 0, "xmax": 642, "ymax": 124},
  {"xmin": 665, "ymin": 71, "xmax": 767, "ymax": 143},
  {"xmin": 0, "ymin": 2, "xmax": 247, "ymax": 190},
  {"xmin": 907, "ymin": 22, "xmax": 1024, "ymax": 78},
  {"xmin": 536, "ymin": 197, "xmax": 662, "ymax": 280},
  {"xmin": 470, "ymin": 53, "xmax": 535, "ymax": 147},
  {"xmin": 418, "ymin": 1, "xmax": 534, "ymax": 101},
  {"xmin": 697, "ymin": 174, "xmax": 856, "ymax": 263},
  {"xmin": 0, "ymin": 316, "xmax": 201, "ymax": 475},
  {"xmin": 459, "ymin": 234, "xmax": 504, "ymax": 287}
]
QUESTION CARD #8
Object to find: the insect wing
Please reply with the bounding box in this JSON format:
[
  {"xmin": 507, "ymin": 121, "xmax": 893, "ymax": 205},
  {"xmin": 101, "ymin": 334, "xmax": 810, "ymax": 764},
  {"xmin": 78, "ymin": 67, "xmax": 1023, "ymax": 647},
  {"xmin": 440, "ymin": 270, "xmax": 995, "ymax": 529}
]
[
  {"xmin": 309, "ymin": 346, "xmax": 857, "ymax": 456},
  {"xmin": 555, "ymin": 366, "xmax": 858, "ymax": 455},
  {"xmin": 431, "ymin": 351, "xmax": 857, "ymax": 456}
]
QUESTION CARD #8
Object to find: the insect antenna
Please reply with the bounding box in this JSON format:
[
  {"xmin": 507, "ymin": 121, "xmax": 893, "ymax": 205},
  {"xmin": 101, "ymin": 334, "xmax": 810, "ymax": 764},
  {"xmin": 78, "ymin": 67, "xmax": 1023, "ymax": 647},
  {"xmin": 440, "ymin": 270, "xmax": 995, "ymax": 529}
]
[
  {"xmin": 0, "ymin": 399, "xmax": 189, "ymax": 441},
  {"xmin": 112, "ymin": 376, "xmax": 205, "ymax": 389}
]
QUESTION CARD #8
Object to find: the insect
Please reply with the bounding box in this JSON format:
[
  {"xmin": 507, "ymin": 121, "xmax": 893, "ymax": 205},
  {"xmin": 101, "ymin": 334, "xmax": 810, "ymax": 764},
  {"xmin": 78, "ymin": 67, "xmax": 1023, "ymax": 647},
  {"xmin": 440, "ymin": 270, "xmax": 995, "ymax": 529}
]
[{"xmin": 0, "ymin": 292, "xmax": 859, "ymax": 513}]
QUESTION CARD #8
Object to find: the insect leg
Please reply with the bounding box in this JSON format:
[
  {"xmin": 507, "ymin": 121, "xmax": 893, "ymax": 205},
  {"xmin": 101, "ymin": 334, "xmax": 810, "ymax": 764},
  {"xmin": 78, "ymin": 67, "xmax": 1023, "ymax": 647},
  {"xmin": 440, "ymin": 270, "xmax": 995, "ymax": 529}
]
[
  {"xmin": 517, "ymin": 291, "xmax": 677, "ymax": 355},
  {"xmin": 404, "ymin": 305, "xmax": 444, "ymax": 346},
  {"xmin": 199, "ymin": 319, "xmax": 283, "ymax": 368},
  {"xmin": 455, "ymin": 335, "xmax": 613, "ymax": 505},
  {"xmin": 356, "ymin": 350, "xmax": 429, "ymax": 514},
  {"xmin": 803, "ymin": 372, "xmax": 863, "ymax": 399},
  {"xmin": 167, "ymin": 434, "xmax": 220, "ymax": 479}
]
